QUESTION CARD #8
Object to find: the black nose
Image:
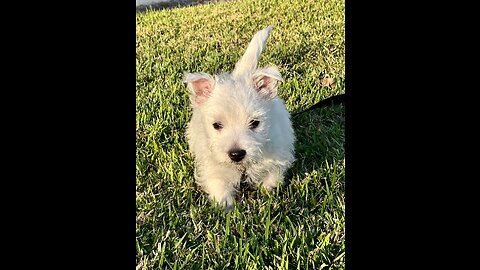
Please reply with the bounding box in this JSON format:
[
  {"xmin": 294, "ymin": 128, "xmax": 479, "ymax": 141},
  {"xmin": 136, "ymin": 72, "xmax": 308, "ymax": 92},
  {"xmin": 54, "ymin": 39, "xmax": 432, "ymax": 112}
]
[{"xmin": 228, "ymin": 149, "xmax": 246, "ymax": 162}]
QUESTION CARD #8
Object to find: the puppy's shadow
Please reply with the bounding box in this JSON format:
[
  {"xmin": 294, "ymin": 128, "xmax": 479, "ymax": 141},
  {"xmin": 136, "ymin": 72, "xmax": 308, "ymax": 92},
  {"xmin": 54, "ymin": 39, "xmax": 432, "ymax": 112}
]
[{"xmin": 285, "ymin": 104, "xmax": 345, "ymax": 184}]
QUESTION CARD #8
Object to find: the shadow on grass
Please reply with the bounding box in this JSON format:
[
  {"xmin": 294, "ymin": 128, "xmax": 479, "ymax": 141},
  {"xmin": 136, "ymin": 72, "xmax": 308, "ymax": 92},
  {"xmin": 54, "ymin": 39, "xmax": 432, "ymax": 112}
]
[
  {"xmin": 286, "ymin": 104, "xmax": 345, "ymax": 182},
  {"xmin": 136, "ymin": 0, "xmax": 220, "ymax": 13}
]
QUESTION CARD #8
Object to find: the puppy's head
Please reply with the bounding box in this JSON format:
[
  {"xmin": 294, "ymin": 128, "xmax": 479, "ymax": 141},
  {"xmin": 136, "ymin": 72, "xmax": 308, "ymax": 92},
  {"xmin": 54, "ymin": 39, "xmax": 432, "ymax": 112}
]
[{"xmin": 184, "ymin": 26, "xmax": 283, "ymax": 167}]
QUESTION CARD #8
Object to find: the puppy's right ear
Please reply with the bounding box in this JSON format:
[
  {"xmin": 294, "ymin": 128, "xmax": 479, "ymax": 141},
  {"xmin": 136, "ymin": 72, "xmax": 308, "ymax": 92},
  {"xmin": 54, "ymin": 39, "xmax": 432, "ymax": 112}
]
[
  {"xmin": 252, "ymin": 65, "xmax": 283, "ymax": 99},
  {"xmin": 183, "ymin": 72, "xmax": 215, "ymax": 107}
]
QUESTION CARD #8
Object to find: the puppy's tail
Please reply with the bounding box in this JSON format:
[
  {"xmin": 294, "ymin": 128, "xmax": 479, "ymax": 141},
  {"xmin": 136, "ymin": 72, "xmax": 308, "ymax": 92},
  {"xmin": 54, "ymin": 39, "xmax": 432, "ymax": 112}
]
[{"xmin": 231, "ymin": 26, "xmax": 273, "ymax": 79}]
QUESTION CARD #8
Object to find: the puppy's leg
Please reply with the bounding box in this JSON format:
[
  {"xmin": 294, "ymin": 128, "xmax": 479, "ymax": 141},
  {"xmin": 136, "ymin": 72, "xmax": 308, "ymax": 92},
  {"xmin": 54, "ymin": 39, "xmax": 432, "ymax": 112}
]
[
  {"xmin": 197, "ymin": 163, "xmax": 241, "ymax": 209},
  {"xmin": 260, "ymin": 167, "xmax": 286, "ymax": 192}
]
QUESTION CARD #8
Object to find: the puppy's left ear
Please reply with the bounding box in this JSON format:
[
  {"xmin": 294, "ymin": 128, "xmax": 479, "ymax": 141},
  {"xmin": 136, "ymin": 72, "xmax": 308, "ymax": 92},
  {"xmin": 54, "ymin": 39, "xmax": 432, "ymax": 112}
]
[{"xmin": 252, "ymin": 65, "xmax": 283, "ymax": 99}]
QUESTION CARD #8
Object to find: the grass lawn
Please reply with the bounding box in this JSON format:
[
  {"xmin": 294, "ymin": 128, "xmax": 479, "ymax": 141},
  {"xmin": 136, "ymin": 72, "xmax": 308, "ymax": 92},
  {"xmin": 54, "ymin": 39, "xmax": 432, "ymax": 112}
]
[{"xmin": 136, "ymin": 0, "xmax": 345, "ymax": 269}]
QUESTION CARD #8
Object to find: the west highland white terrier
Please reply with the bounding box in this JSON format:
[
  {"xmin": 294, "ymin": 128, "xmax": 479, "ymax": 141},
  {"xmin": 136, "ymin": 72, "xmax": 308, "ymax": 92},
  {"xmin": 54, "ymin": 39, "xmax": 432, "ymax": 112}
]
[{"xmin": 184, "ymin": 26, "xmax": 295, "ymax": 209}]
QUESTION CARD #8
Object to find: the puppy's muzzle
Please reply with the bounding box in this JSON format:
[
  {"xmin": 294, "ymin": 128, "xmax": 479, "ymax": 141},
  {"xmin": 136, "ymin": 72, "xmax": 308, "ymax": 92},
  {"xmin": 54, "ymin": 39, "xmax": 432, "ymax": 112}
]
[{"xmin": 228, "ymin": 149, "xmax": 246, "ymax": 162}]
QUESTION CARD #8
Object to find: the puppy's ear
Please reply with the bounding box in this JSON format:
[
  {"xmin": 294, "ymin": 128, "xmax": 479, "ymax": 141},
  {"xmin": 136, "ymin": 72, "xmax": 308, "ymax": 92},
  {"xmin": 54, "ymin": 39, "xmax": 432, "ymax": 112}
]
[
  {"xmin": 252, "ymin": 65, "xmax": 283, "ymax": 99},
  {"xmin": 183, "ymin": 72, "xmax": 215, "ymax": 106},
  {"xmin": 232, "ymin": 26, "xmax": 273, "ymax": 79}
]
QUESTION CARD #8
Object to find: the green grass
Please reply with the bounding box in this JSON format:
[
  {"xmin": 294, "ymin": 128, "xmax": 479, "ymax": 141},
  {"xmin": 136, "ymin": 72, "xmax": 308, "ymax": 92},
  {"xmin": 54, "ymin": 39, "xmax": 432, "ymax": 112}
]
[{"xmin": 136, "ymin": 0, "xmax": 345, "ymax": 269}]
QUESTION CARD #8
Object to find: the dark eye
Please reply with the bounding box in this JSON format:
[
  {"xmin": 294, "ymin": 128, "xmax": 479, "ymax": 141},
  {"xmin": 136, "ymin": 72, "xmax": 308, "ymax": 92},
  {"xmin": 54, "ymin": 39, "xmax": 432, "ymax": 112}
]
[
  {"xmin": 249, "ymin": 120, "xmax": 260, "ymax": 129},
  {"xmin": 212, "ymin": 122, "xmax": 223, "ymax": 130}
]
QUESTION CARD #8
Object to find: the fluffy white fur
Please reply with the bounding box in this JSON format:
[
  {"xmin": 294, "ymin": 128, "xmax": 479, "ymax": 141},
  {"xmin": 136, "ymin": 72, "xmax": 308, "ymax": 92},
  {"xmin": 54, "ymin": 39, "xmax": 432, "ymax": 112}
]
[{"xmin": 184, "ymin": 26, "xmax": 295, "ymax": 209}]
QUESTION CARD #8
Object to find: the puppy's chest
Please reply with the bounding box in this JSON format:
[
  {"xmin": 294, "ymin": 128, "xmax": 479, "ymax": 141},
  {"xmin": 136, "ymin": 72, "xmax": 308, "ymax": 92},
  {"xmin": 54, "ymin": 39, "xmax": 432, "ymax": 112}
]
[{"xmin": 239, "ymin": 165, "xmax": 268, "ymax": 184}]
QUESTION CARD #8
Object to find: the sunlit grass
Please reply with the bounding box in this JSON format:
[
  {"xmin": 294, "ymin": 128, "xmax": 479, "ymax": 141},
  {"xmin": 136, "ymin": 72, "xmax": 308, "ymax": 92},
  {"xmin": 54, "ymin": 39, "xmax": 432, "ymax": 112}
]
[{"xmin": 136, "ymin": 0, "xmax": 345, "ymax": 269}]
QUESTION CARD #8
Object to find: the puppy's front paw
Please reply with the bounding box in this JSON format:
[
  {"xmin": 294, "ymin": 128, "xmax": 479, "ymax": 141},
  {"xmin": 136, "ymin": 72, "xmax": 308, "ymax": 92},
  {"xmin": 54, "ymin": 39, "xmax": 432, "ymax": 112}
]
[
  {"xmin": 260, "ymin": 172, "xmax": 283, "ymax": 193},
  {"xmin": 210, "ymin": 193, "xmax": 234, "ymax": 211}
]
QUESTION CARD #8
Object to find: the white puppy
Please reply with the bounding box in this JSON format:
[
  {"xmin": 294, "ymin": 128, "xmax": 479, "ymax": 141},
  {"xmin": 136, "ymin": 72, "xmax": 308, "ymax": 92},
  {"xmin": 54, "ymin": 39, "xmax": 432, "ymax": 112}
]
[{"xmin": 184, "ymin": 26, "xmax": 295, "ymax": 209}]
